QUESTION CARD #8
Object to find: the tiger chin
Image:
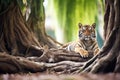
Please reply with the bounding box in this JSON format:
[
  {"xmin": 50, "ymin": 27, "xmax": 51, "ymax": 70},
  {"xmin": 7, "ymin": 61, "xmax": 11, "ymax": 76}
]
[{"xmin": 64, "ymin": 23, "xmax": 100, "ymax": 58}]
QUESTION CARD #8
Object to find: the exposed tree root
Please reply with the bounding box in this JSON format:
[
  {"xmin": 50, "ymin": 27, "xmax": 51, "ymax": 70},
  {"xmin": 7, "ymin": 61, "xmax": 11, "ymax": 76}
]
[{"xmin": 0, "ymin": 52, "xmax": 84, "ymax": 74}]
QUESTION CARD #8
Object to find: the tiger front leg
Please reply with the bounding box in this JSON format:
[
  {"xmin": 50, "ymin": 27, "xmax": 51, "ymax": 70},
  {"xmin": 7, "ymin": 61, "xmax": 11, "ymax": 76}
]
[
  {"xmin": 75, "ymin": 47, "xmax": 89, "ymax": 58},
  {"xmin": 94, "ymin": 48, "xmax": 100, "ymax": 56}
]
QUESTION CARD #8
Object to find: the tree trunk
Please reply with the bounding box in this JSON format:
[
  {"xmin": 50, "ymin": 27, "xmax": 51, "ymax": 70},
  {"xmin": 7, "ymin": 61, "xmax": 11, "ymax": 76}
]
[
  {"xmin": 27, "ymin": 0, "xmax": 62, "ymax": 48},
  {"xmin": 81, "ymin": 0, "xmax": 120, "ymax": 73},
  {"xmin": 0, "ymin": 0, "xmax": 43, "ymax": 56}
]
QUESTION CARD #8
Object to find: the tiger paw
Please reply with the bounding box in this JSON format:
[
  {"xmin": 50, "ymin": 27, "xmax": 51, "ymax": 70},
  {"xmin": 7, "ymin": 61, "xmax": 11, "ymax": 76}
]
[
  {"xmin": 94, "ymin": 48, "xmax": 100, "ymax": 56},
  {"xmin": 79, "ymin": 49, "xmax": 89, "ymax": 58},
  {"xmin": 75, "ymin": 48, "xmax": 89, "ymax": 58}
]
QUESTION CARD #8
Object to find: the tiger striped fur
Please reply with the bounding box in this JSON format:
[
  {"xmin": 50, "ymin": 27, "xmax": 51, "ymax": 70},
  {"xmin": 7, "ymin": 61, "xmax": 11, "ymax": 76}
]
[{"xmin": 65, "ymin": 23, "xmax": 100, "ymax": 57}]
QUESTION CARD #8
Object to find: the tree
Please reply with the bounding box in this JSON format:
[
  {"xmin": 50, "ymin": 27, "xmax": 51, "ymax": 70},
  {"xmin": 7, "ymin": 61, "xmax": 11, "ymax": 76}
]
[
  {"xmin": 26, "ymin": 0, "xmax": 62, "ymax": 48},
  {"xmin": 0, "ymin": 0, "xmax": 43, "ymax": 56}
]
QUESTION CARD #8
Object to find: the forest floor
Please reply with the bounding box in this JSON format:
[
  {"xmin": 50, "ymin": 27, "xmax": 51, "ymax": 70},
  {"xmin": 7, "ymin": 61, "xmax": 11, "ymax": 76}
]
[{"xmin": 0, "ymin": 73, "xmax": 120, "ymax": 80}]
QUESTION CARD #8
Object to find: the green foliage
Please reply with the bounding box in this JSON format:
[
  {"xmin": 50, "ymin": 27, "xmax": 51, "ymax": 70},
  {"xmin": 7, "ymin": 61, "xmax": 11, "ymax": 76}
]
[
  {"xmin": 17, "ymin": 0, "xmax": 45, "ymax": 21},
  {"xmin": 52, "ymin": 0, "xmax": 99, "ymax": 42},
  {"xmin": 17, "ymin": 0, "xmax": 29, "ymax": 16}
]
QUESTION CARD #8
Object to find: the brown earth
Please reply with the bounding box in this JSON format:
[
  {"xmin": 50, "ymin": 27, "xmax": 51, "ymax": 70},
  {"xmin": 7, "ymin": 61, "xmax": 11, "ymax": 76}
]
[{"xmin": 0, "ymin": 73, "xmax": 120, "ymax": 80}]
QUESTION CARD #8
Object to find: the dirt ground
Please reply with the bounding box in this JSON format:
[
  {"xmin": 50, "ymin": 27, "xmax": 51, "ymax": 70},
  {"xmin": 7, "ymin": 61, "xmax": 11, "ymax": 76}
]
[{"xmin": 0, "ymin": 73, "xmax": 120, "ymax": 80}]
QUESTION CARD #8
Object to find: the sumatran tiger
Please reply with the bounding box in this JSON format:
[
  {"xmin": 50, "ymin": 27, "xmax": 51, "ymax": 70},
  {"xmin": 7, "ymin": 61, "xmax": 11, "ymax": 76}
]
[{"xmin": 63, "ymin": 23, "xmax": 100, "ymax": 58}]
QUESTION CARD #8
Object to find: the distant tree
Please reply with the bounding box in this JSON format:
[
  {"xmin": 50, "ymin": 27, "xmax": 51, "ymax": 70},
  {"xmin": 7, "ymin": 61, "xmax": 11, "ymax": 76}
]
[{"xmin": 26, "ymin": 0, "xmax": 62, "ymax": 48}]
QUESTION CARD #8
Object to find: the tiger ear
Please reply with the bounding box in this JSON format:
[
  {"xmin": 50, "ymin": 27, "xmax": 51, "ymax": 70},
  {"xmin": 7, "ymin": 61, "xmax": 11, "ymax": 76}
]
[
  {"xmin": 92, "ymin": 23, "xmax": 96, "ymax": 29},
  {"xmin": 78, "ymin": 23, "xmax": 82, "ymax": 29}
]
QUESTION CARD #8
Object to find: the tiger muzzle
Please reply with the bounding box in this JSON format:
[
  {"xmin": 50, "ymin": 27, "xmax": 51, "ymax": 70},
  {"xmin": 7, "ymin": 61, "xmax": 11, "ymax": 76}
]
[{"xmin": 84, "ymin": 36, "xmax": 91, "ymax": 40}]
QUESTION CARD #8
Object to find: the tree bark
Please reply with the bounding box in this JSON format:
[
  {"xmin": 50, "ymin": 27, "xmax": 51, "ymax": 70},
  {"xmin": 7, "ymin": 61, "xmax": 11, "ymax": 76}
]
[
  {"xmin": 0, "ymin": 52, "xmax": 84, "ymax": 74},
  {"xmin": 27, "ymin": 0, "xmax": 62, "ymax": 48},
  {"xmin": 0, "ymin": 0, "xmax": 43, "ymax": 56},
  {"xmin": 27, "ymin": 48, "xmax": 93, "ymax": 63}
]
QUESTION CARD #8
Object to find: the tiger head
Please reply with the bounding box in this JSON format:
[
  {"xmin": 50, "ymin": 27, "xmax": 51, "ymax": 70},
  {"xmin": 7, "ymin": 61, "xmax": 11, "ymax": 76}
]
[{"xmin": 78, "ymin": 23, "xmax": 96, "ymax": 41}]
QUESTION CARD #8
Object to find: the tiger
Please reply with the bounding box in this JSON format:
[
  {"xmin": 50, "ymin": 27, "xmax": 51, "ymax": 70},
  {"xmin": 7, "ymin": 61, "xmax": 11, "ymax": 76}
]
[{"xmin": 64, "ymin": 23, "xmax": 100, "ymax": 58}]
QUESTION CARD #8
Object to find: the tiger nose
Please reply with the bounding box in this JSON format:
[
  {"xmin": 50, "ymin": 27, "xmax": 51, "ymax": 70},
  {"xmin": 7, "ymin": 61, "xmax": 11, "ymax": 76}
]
[{"xmin": 84, "ymin": 31, "xmax": 90, "ymax": 35}]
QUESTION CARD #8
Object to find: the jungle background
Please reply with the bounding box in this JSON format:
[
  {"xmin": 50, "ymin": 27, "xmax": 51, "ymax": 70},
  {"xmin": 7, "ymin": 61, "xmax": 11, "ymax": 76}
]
[
  {"xmin": 45, "ymin": 0, "xmax": 104, "ymax": 48},
  {"xmin": 0, "ymin": 0, "xmax": 120, "ymax": 80},
  {"xmin": 17, "ymin": 0, "xmax": 104, "ymax": 48}
]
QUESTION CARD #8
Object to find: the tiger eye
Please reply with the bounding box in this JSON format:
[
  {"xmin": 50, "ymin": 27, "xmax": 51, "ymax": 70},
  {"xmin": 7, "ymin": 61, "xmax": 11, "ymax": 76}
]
[
  {"xmin": 82, "ymin": 27, "xmax": 86, "ymax": 30},
  {"xmin": 89, "ymin": 27, "xmax": 92, "ymax": 30}
]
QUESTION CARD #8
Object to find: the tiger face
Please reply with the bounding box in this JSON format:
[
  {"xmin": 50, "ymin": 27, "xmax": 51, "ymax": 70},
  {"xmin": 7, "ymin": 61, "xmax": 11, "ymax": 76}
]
[{"xmin": 78, "ymin": 23, "xmax": 96, "ymax": 41}]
